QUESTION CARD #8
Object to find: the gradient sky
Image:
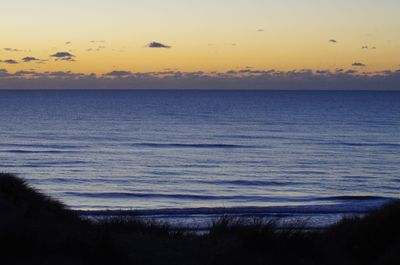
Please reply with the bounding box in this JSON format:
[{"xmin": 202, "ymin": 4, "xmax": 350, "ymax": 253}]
[{"xmin": 1, "ymin": 0, "xmax": 399, "ymax": 75}]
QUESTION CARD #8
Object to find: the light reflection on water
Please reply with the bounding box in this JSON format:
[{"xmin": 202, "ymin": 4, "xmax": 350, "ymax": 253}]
[{"xmin": 0, "ymin": 90, "xmax": 399, "ymax": 218}]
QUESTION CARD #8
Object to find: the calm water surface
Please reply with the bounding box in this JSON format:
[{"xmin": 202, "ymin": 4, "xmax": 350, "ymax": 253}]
[{"xmin": 1, "ymin": 90, "xmax": 399, "ymax": 225}]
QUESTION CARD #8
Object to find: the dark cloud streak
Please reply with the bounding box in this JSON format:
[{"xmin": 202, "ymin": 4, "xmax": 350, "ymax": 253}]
[
  {"xmin": 0, "ymin": 59, "xmax": 18, "ymax": 64},
  {"xmin": 50, "ymin": 52, "xmax": 76, "ymax": 61},
  {"xmin": 147, "ymin": 42, "xmax": 171, "ymax": 48},
  {"xmin": 22, "ymin": 57, "xmax": 40, "ymax": 63},
  {"xmin": 0, "ymin": 68, "xmax": 399, "ymax": 90},
  {"xmin": 352, "ymin": 62, "xmax": 366, "ymax": 67},
  {"xmin": 3, "ymin": 48, "xmax": 23, "ymax": 52}
]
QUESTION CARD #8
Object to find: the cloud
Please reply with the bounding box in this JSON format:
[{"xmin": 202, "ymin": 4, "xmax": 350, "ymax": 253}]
[
  {"xmin": 0, "ymin": 59, "xmax": 18, "ymax": 64},
  {"xmin": 352, "ymin": 62, "xmax": 366, "ymax": 67},
  {"xmin": 14, "ymin": 70, "xmax": 36, "ymax": 75},
  {"xmin": 103, "ymin": 71, "xmax": 132, "ymax": 78},
  {"xmin": 345, "ymin": 69, "xmax": 358, "ymax": 74},
  {"xmin": 329, "ymin": 39, "xmax": 337, "ymax": 43},
  {"xmin": 44, "ymin": 71, "xmax": 88, "ymax": 78},
  {"xmin": 87, "ymin": 46, "xmax": 107, "ymax": 52},
  {"xmin": 0, "ymin": 68, "xmax": 400, "ymax": 90},
  {"xmin": 3, "ymin": 48, "xmax": 23, "ymax": 52},
  {"xmin": 50, "ymin": 52, "xmax": 75, "ymax": 61},
  {"xmin": 362, "ymin": 45, "xmax": 377, "ymax": 50},
  {"xmin": 0, "ymin": 69, "xmax": 10, "ymax": 77},
  {"xmin": 22, "ymin": 57, "xmax": 40, "ymax": 63},
  {"xmin": 147, "ymin": 42, "xmax": 171, "ymax": 48},
  {"xmin": 237, "ymin": 69, "xmax": 274, "ymax": 75},
  {"xmin": 51, "ymin": 52, "xmax": 74, "ymax": 57}
]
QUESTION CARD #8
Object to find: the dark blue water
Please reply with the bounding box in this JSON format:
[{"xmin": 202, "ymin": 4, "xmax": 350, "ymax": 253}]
[{"xmin": 1, "ymin": 90, "xmax": 399, "ymax": 226}]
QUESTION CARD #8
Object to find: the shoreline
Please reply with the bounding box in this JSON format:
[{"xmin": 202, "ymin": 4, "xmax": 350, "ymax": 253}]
[
  {"xmin": 76, "ymin": 202, "xmax": 389, "ymax": 230},
  {"xmin": 1, "ymin": 172, "xmax": 400, "ymax": 265}
]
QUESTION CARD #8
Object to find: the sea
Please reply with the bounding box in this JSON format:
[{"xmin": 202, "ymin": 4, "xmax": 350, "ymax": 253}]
[{"xmin": 1, "ymin": 90, "xmax": 399, "ymax": 229}]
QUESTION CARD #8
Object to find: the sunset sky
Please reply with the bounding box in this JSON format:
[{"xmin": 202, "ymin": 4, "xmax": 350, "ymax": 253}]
[{"xmin": 1, "ymin": 0, "xmax": 400, "ymax": 89}]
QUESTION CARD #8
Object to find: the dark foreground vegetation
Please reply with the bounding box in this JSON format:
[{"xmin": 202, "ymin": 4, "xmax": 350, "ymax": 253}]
[{"xmin": 1, "ymin": 173, "xmax": 399, "ymax": 265}]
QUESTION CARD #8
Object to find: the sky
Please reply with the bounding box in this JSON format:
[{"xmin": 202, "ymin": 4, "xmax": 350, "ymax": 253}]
[{"xmin": 1, "ymin": 0, "xmax": 400, "ymax": 89}]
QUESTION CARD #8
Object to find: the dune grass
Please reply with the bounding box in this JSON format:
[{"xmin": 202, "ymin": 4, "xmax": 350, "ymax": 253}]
[{"xmin": 0, "ymin": 172, "xmax": 399, "ymax": 265}]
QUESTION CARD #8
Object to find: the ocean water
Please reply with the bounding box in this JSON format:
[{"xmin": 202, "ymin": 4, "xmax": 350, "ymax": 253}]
[{"xmin": 1, "ymin": 90, "xmax": 399, "ymax": 227}]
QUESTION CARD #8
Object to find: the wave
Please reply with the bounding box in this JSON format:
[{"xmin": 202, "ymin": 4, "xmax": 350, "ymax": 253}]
[
  {"xmin": 76, "ymin": 199, "xmax": 398, "ymax": 218},
  {"xmin": 18, "ymin": 161, "xmax": 88, "ymax": 168},
  {"xmin": 197, "ymin": 179, "xmax": 300, "ymax": 187},
  {"xmin": 66, "ymin": 192, "xmax": 337, "ymax": 203},
  {"xmin": 129, "ymin": 143, "xmax": 252, "ymax": 149},
  {"xmin": 64, "ymin": 192, "xmax": 393, "ymax": 205},
  {"xmin": 214, "ymin": 134, "xmax": 269, "ymax": 140},
  {"xmin": 315, "ymin": 141, "xmax": 400, "ymax": 148},
  {"xmin": 1, "ymin": 149, "xmax": 77, "ymax": 154},
  {"xmin": 321, "ymin": 195, "xmax": 390, "ymax": 201},
  {"xmin": 279, "ymin": 170, "xmax": 328, "ymax": 175},
  {"xmin": 65, "ymin": 192, "xmax": 273, "ymax": 201},
  {"xmin": 0, "ymin": 143, "xmax": 88, "ymax": 149},
  {"xmin": 340, "ymin": 142, "xmax": 400, "ymax": 147}
]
